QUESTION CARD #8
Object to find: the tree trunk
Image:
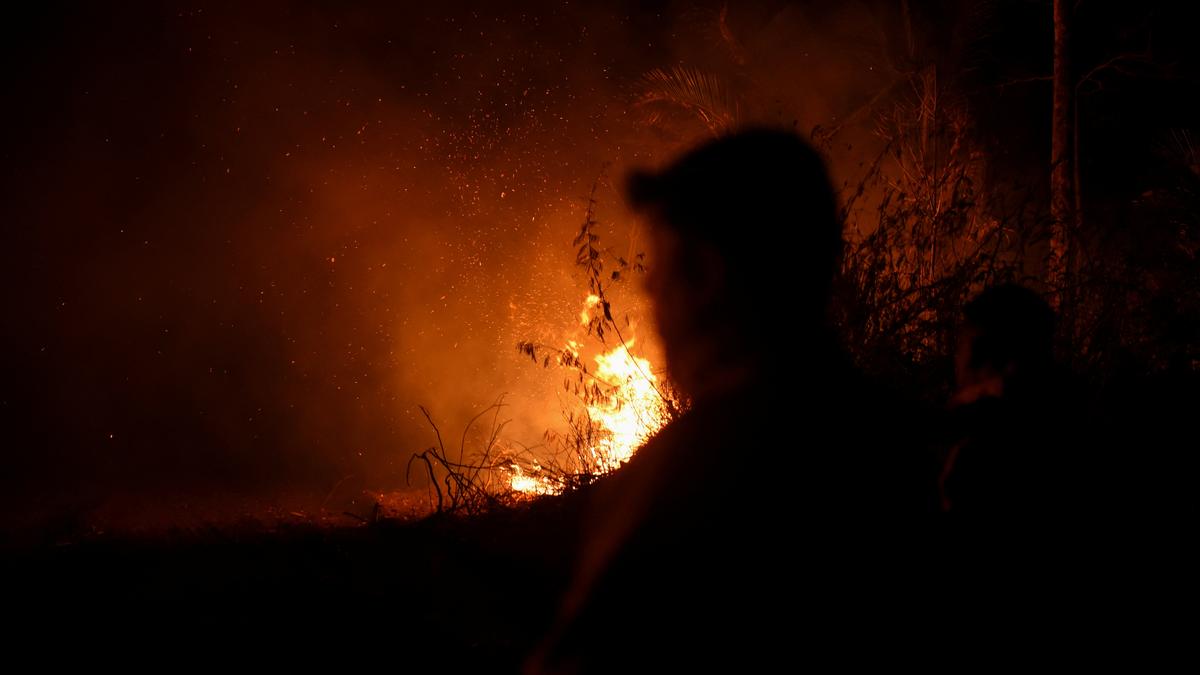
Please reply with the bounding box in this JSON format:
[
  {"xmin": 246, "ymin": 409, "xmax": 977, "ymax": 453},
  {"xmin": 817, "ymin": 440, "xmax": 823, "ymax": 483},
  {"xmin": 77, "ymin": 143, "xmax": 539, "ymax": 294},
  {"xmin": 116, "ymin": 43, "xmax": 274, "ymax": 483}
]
[{"xmin": 1049, "ymin": 0, "xmax": 1074, "ymax": 309}]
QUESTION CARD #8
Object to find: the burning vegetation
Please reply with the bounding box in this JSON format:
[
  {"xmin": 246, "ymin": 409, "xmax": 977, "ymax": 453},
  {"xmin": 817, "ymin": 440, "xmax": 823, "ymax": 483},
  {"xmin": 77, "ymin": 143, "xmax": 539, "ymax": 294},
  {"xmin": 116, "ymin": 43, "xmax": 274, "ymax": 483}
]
[
  {"xmin": 3, "ymin": 2, "xmax": 1198, "ymax": 669},
  {"xmin": 0, "ymin": 0, "xmax": 1193, "ymax": 542},
  {"xmin": 408, "ymin": 183, "xmax": 679, "ymax": 510}
]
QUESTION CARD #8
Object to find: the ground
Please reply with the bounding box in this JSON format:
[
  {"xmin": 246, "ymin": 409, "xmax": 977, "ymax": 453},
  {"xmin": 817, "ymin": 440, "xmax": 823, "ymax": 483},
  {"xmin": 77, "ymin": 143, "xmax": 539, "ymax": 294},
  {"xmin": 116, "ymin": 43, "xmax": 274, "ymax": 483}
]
[{"xmin": 3, "ymin": 497, "xmax": 583, "ymax": 669}]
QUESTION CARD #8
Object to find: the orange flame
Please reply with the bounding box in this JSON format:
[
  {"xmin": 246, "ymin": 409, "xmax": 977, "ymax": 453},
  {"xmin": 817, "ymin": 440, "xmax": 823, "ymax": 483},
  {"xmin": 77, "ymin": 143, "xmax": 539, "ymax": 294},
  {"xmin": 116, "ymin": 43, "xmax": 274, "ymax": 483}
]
[
  {"xmin": 510, "ymin": 296, "xmax": 670, "ymax": 494},
  {"xmin": 579, "ymin": 294, "xmax": 601, "ymax": 325},
  {"xmin": 509, "ymin": 464, "xmax": 557, "ymax": 496},
  {"xmin": 585, "ymin": 339, "xmax": 667, "ymax": 471}
]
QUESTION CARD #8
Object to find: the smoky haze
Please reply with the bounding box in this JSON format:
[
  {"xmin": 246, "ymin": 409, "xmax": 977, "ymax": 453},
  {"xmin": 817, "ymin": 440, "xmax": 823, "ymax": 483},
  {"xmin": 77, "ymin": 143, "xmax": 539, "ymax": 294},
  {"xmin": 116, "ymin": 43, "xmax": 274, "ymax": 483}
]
[{"xmin": 1, "ymin": 0, "xmax": 955, "ymax": 531}]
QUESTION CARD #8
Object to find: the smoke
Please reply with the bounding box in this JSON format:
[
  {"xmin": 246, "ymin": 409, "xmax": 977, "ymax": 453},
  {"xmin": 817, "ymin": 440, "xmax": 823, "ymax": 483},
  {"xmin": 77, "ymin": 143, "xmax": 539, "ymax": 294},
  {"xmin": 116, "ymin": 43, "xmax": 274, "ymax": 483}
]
[{"xmin": 0, "ymin": 0, "xmax": 922, "ymax": 532}]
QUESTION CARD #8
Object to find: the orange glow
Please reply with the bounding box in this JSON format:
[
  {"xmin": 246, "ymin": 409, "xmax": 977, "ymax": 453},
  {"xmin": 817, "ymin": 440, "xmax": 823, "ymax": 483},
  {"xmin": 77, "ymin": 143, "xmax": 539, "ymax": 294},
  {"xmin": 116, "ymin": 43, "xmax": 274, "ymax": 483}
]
[
  {"xmin": 579, "ymin": 294, "xmax": 601, "ymax": 325},
  {"xmin": 510, "ymin": 292, "xmax": 671, "ymax": 495},
  {"xmin": 585, "ymin": 340, "xmax": 668, "ymax": 471},
  {"xmin": 509, "ymin": 465, "xmax": 558, "ymax": 496}
]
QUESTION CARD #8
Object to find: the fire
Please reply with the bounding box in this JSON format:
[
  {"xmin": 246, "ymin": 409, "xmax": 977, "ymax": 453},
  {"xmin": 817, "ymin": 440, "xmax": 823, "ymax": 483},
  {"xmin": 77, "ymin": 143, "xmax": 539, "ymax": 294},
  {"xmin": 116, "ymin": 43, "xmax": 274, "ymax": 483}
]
[
  {"xmin": 509, "ymin": 296, "xmax": 672, "ymax": 495},
  {"xmin": 586, "ymin": 340, "xmax": 668, "ymax": 471},
  {"xmin": 579, "ymin": 294, "xmax": 601, "ymax": 325},
  {"xmin": 509, "ymin": 464, "xmax": 558, "ymax": 496}
]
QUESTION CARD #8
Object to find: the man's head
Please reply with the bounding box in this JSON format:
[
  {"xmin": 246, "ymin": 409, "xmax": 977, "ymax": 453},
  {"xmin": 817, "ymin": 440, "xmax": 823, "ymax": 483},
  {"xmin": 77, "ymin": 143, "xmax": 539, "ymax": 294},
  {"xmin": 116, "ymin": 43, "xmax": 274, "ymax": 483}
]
[
  {"xmin": 627, "ymin": 128, "xmax": 841, "ymax": 398},
  {"xmin": 954, "ymin": 284, "xmax": 1056, "ymax": 403}
]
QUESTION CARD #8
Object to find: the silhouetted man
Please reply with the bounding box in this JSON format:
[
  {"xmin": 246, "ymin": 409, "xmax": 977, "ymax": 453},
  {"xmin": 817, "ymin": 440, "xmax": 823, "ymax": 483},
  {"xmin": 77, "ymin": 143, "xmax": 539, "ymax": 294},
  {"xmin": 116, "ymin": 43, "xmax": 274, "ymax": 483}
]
[
  {"xmin": 928, "ymin": 285, "xmax": 1142, "ymax": 652},
  {"xmin": 939, "ymin": 284, "xmax": 1074, "ymax": 520},
  {"xmin": 527, "ymin": 129, "xmax": 931, "ymax": 674}
]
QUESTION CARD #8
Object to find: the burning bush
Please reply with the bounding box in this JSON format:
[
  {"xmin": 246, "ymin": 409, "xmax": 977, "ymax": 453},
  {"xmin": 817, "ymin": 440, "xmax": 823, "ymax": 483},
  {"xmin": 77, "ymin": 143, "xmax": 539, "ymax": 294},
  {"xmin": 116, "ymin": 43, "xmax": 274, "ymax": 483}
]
[{"xmin": 408, "ymin": 180, "xmax": 680, "ymax": 513}]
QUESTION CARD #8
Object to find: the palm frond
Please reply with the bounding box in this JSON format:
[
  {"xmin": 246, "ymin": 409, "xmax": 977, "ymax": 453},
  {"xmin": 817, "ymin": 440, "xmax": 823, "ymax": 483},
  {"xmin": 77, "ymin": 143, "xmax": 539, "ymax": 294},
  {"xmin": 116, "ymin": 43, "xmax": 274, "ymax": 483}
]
[{"xmin": 634, "ymin": 66, "xmax": 739, "ymax": 135}]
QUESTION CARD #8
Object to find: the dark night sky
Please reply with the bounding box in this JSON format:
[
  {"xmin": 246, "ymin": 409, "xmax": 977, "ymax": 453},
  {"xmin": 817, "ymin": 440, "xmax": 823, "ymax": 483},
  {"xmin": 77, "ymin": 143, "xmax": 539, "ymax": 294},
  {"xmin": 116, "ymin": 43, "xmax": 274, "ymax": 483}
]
[{"xmin": 2, "ymin": 1, "xmax": 1196, "ymax": 532}]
